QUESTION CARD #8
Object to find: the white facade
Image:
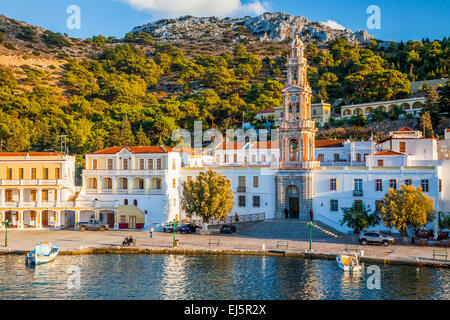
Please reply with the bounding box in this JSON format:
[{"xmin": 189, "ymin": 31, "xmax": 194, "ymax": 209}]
[{"xmin": 79, "ymin": 146, "xmax": 181, "ymax": 229}]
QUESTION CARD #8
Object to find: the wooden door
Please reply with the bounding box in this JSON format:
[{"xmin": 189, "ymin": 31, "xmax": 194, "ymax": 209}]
[
  {"xmin": 129, "ymin": 216, "xmax": 136, "ymax": 229},
  {"xmin": 289, "ymin": 197, "xmax": 299, "ymax": 219},
  {"xmin": 107, "ymin": 213, "xmax": 114, "ymax": 228},
  {"xmin": 42, "ymin": 211, "xmax": 48, "ymax": 226}
]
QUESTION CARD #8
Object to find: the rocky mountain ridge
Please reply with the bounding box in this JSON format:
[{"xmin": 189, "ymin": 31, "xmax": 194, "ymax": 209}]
[{"xmin": 132, "ymin": 12, "xmax": 374, "ymax": 45}]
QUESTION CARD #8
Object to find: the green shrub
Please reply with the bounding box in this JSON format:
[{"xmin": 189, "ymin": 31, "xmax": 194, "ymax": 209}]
[
  {"xmin": 4, "ymin": 43, "xmax": 16, "ymax": 50},
  {"xmin": 16, "ymin": 26, "xmax": 35, "ymax": 42},
  {"xmin": 41, "ymin": 30, "xmax": 70, "ymax": 47}
]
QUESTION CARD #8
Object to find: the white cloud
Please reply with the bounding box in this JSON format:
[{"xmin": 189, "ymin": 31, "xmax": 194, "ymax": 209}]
[
  {"xmin": 321, "ymin": 19, "xmax": 347, "ymax": 31},
  {"xmin": 120, "ymin": 0, "xmax": 270, "ymax": 18}
]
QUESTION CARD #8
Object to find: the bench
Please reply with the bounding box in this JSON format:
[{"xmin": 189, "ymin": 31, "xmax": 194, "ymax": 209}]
[
  {"xmin": 345, "ymin": 244, "xmax": 359, "ymax": 253},
  {"xmin": 432, "ymin": 249, "xmax": 448, "ymax": 260},
  {"xmin": 208, "ymin": 238, "xmax": 220, "ymax": 247},
  {"xmin": 276, "ymin": 241, "xmax": 289, "ymax": 250}
]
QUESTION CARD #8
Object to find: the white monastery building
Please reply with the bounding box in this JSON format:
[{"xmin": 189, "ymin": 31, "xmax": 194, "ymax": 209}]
[{"xmin": 1, "ymin": 37, "xmax": 449, "ymax": 235}]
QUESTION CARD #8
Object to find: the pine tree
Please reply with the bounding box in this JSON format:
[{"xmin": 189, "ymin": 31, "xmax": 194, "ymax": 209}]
[
  {"xmin": 136, "ymin": 125, "xmax": 150, "ymax": 146},
  {"xmin": 418, "ymin": 111, "xmax": 434, "ymax": 138},
  {"xmin": 119, "ymin": 115, "xmax": 135, "ymax": 146},
  {"xmin": 109, "ymin": 126, "xmax": 121, "ymax": 147},
  {"xmin": 423, "ymin": 86, "xmax": 441, "ymax": 127}
]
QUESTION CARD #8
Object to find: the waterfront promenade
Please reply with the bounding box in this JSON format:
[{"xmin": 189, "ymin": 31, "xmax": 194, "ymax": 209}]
[{"xmin": 0, "ymin": 224, "xmax": 448, "ymax": 268}]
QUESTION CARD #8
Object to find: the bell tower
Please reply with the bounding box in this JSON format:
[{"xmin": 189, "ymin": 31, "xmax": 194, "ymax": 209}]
[{"xmin": 279, "ymin": 35, "xmax": 318, "ymax": 169}]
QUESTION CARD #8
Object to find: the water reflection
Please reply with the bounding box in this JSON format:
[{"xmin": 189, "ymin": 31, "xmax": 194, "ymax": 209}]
[{"xmin": 0, "ymin": 254, "xmax": 448, "ymax": 300}]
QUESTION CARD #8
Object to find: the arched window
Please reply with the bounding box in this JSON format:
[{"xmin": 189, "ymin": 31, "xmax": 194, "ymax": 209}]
[
  {"xmin": 104, "ymin": 178, "xmax": 112, "ymax": 190},
  {"xmin": 124, "ymin": 199, "xmax": 128, "ymax": 205},
  {"xmin": 289, "ymin": 139, "xmax": 298, "ymax": 161},
  {"xmin": 152, "ymin": 178, "xmax": 162, "ymax": 190},
  {"xmin": 122, "ymin": 178, "xmax": 128, "ymax": 189},
  {"xmin": 133, "ymin": 199, "xmax": 137, "ymax": 206}
]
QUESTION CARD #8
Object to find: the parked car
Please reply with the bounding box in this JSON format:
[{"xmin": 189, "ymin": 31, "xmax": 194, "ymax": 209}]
[
  {"xmin": 179, "ymin": 223, "xmax": 199, "ymax": 234},
  {"xmin": 220, "ymin": 224, "xmax": 236, "ymax": 234},
  {"xmin": 76, "ymin": 219, "xmax": 109, "ymax": 231},
  {"xmin": 358, "ymin": 231, "xmax": 395, "ymax": 246},
  {"xmin": 163, "ymin": 223, "xmax": 180, "ymax": 233}
]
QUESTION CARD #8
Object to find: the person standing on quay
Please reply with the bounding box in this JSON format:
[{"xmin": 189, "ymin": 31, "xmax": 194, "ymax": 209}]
[{"xmin": 150, "ymin": 226, "xmax": 154, "ymax": 239}]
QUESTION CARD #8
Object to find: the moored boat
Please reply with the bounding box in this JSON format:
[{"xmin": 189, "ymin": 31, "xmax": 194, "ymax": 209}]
[
  {"xmin": 336, "ymin": 252, "xmax": 362, "ymax": 272},
  {"xmin": 25, "ymin": 241, "xmax": 60, "ymax": 265}
]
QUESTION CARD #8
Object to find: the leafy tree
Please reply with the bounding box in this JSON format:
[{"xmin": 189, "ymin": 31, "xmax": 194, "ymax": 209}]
[
  {"xmin": 377, "ymin": 184, "xmax": 434, "ymax": 237},
  {"xmin": 439, "ymin": 212, "xmax": 450, "ymax": 230},
  {"xmin": 341, "ymin": 203, "xmax": 380, "ymax": 233},
  {"xmin": 370, "ymin": 108, "xmax": 388, "ymax": 122},
  {"xmin": 181, "ymin": 169, "xmax": 234, "ymax": 224}
]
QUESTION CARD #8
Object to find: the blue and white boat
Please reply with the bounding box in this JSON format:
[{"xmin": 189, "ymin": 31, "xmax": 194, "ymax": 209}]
[{"xmin": 25, "ymin": 241, "xmax": 60, "ymax": 265}]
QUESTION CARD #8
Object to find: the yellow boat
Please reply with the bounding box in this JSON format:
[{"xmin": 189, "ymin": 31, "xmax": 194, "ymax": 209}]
[{"xmin": 336, "ymin": 252, "xmax": 362, "ymax": 272}]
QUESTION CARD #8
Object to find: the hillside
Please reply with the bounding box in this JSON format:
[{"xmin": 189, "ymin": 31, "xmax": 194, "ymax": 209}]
[{"xmin": 0, "ymin": 13, "xmax": 448, "ymax": 156}]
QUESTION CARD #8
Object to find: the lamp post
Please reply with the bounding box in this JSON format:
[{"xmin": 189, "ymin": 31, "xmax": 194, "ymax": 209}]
[
  {"xmin": 306, "ymin": 221, "xmax": 314, "ymax": 251},
  {"xmin": 2, "ymin": 219, "xmax": 11, "ymax": 247},
  {"xmin": 172, "ymin": 220, "xmax": 179, "ymax": 247}
]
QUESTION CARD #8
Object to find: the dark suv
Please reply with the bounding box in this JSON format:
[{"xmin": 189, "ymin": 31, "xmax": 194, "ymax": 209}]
[
  {"xmin": 220, "ymin": 224, "xmax": 236, "ymax": 234},
  {"xmin": 179, "ymin": 224, "xmax": 199, "ymax": 234},
  {"xmin": 359, "ymin": 232, "xmax": 395, "ymax": 246}
]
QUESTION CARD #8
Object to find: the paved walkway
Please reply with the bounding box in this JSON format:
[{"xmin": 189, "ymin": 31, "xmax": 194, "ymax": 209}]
[{"xmin": 0, "ymin": 222, "xmax": 448, "ymax": 267}]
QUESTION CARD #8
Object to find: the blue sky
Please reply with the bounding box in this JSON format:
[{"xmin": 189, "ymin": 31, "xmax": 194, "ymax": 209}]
[{"xmin": 0, "ymin": 0, "xmax": 448, "ymax": 42}]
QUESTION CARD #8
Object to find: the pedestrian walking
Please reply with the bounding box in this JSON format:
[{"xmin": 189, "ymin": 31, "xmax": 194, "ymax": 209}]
[
  {"xmin": 284, "ymin": 207, "xmax": 289, "ymax": 219},
  {"xmin": 150, "ymin": 226, "xmax": 154, "ymax": 239},
  {"xmin": 309, "ymin": 209, "xmax": 314, "ymax": 222}
]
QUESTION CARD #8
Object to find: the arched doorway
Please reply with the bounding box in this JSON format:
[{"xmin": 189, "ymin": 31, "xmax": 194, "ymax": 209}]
[{"xmin": 286, "ymin": 185, "xmax": 299, "ymax": 219}]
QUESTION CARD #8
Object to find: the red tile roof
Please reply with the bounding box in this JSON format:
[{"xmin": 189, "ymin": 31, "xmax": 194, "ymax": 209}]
[
  {"xmin": 372, "ymin": 150, "xmax": 405, "ymax": 156},
  {"xmin": 250, "ymin": 141, "xmax": 279, "ymax": 149},
  {"xmin": 88, "ymin": 146, "xmax": 171, "ymax": 155},
  {"xmin": 215, "ymin": 142, "xmax": 248, "ymax": 150},
  {"xmin": 396, "ymin": 126, "xmax": 415, "ymax": 132},
  {"xmin": 0, "ymin": 152, "xmax": 61, "ymax": 156},
  {"xmin": 315, "ymin": 139, "xmax": 346, "ymax": 148}
]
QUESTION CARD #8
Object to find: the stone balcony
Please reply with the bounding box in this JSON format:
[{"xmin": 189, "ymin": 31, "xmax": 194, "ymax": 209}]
[
  {"xmin": 279, "ymin": 161, "xmax": 320, "ymax": 170},
  {"xmin": 279, "ymin": 119, "xmax": 316, "ymax": 130}
]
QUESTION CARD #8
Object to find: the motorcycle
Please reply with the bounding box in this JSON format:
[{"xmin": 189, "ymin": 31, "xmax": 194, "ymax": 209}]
[{"xmin": 122, "ymin": 236, "xmax": 136, "ymax": 247}]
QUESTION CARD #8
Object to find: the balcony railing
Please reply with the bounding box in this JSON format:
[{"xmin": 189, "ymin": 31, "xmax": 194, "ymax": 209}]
[
  {"xmin": 82, "ymin": 169, "xmax": 166, "ymax": 176},
  {"xmin": 353, "ymin": 190, "xmax": 363, "ymax": 196},
  {"xmin": 237, "ymin": 186, "xmax": 246, "ymax": 193},
  {"xmin": 0, "ymin": 179, "xmax": 72, "ymax": 186},
  {"xmin": 320, "ymin": 161, "xmax": 366, "ymax": 167},
  {"xmin": 0, "ymin": 200, "xmax": 119, "ymax": 209}
]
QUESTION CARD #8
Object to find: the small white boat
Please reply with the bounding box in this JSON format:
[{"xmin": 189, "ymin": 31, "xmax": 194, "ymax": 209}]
[
  {"xmin": 336, "ymin": 252, "xmax": 362, "ymax": 272},
  {"xmin": 25, "ymin": 241, "xmax": 60, "ymax": 265}
]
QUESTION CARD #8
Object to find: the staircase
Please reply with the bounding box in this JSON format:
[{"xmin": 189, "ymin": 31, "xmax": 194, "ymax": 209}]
[
  {"xmin": 238, "ymin": 219, "xmax": 343, "ymax": 241},
  {"xmin": 313, "ymin": 221, "xmax": 341, "ymax": 238}
]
